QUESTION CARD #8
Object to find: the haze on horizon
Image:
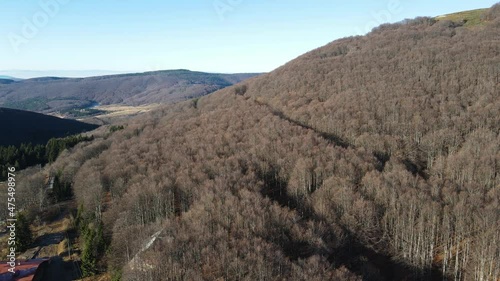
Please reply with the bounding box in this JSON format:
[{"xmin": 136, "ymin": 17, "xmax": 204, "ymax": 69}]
[{"xmin": 0, "ymin": 0, "xmax": 497, "ymax": 78}]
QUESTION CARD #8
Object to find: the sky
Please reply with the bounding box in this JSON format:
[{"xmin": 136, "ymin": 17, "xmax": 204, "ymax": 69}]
[{"xmin": 0, "ymin": 0, "xmax": 498, "ymax": 78}]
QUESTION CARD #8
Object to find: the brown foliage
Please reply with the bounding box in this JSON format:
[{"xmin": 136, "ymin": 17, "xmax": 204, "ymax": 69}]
[{"xmin": 40, "ymin": 3, "xmax": 500, "ymax": 280}]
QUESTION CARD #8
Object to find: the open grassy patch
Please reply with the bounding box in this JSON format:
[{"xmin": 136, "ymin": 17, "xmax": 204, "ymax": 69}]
[
  {"xmin": 435, "ymin": 8, "xmax": 488, "ymax": 27},
  {"xmin": 92, "ymin": 104, "xmax": 160, "ymax": 118}
]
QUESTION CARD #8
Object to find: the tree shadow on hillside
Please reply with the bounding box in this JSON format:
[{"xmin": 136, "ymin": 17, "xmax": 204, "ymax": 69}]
[
  {"xmin": 257, "ymin": 168, "xmax": 445, "ymax": 281},
  {"xmin": 34, "ymin": 257, "xmax": 82, "ymax": 281}
]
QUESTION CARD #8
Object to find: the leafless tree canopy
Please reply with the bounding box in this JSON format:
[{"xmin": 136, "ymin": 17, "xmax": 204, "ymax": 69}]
[{"xmin": 39, "ymin": 4, "xmax": 500, "ymax": 280}]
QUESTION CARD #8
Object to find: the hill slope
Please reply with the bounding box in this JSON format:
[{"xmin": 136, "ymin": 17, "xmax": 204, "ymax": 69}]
[
  {"xmin": 17, "ymin": 4, "xmax": 500, "ymax": 281},
  {"xmin": 436, "ymin": 8, "xmax": 488, "ymax": 26},
  {"xmin": 0, "ymin": 70, "xmax": 260, "ymax": 114},
  {"xmin": 0, "ymin": 107, "xmax": 98, "ymax": 146}
]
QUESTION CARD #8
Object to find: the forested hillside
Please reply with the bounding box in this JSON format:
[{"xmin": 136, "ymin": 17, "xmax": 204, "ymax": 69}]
[
  {"xmin": 0, "ymin": 70, "xmax": 260, "ymax": 114},
  {"xmin": 0, "ymin": 134, "xmax": 93, "ymax": 180},
  {"xmin": 13, "ymin": 4, "xmax": 500, "ymax": 281}
]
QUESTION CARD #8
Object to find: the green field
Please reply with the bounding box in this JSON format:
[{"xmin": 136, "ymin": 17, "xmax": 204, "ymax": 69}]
[{"xmin": 436, "ymin": 8, "xmax": 488, "ymax": 27}]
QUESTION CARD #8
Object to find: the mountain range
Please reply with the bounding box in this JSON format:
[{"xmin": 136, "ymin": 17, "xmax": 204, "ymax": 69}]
[
  {"xmin": 0, "ymin": 70, "xmax": 261, "ymax": 114},
  {"xmin": 0, "ymin": 75, "xmax": 21, "ymax": 80}
]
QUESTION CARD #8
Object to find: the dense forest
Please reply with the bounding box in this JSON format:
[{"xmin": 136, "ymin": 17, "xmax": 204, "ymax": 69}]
[
  {"xmin": 0, "ymin": 135, "xmax": 93, "ymax": 180},
  {"xmin": 10, "ymin": 4, "xmax": 500, "ymax": 281}
]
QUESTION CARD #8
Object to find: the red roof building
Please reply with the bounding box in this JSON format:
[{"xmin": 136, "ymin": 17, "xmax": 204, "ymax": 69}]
[{"xmin": 0, "ymin": 259, "xmax": 49, "ymax": 281}]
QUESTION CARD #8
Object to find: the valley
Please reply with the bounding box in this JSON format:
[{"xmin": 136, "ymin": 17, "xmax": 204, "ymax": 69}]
[
  {"xmin": 0, "ymin": 70, "xmax": 261, "ymax": 116},
  {"xmin": 77, "ymin": 104, "xmax": 161, "ymax": 125}
]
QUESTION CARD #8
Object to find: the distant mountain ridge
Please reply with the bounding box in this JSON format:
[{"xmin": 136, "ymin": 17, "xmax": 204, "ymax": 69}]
[
  {"xmin": 0, "ymin": 107, "xmax": 98, "ymax": 146},
  {"xmin": 0, "ymin": 70, "xmax": 126, "ymax": 79},
  {"xmin": 0, "ymin": 69, "xmax": 261, "ymax": 114},
  {"xmin": 0, "ymin": 75, "xmax": 22, "ymax": 81}
]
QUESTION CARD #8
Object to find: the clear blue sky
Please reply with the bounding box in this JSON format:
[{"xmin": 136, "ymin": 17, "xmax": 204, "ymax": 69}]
[{"xmin": 0, "ymin": 0, "xmax": 497, "ymax": 77}]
